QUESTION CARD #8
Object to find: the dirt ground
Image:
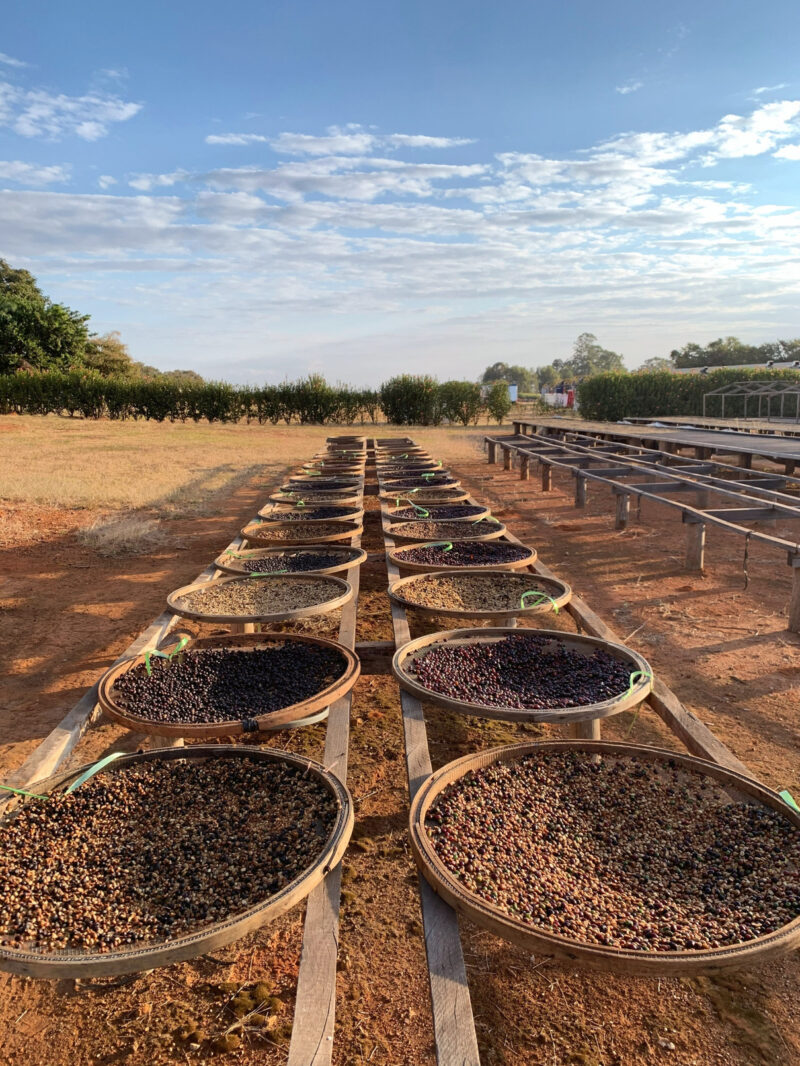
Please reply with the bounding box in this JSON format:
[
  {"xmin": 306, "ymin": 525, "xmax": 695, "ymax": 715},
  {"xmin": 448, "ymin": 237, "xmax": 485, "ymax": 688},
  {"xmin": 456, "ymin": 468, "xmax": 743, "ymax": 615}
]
[{"xmin": 0, "ymin": 420, "xmax": 798, "ymax": 1066}]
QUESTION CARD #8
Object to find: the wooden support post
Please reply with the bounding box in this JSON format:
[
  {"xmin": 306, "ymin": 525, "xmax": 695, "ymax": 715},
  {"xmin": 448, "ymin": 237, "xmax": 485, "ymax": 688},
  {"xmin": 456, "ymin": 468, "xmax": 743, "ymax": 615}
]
[
  {"xmin": 685, "ymin": 519, "xmax": 706, "ymax": 571},
  {"xmin": 541, "ymin": 463, "xmax": 552, "ymax": 491},
  {"xmin": 503, "ymin": 447, "xmax": 512, "ymax": 471},
  {"xmin": 575, "ymin": 474, "xmax": 587, "ymax": 508},
  {"xmin": 789, "ymin": 559, "xmax": 800, "ymax": 634},
  {"xmin": 520, "ymin": 454, "xmax": 530, "ymax": 480},
  {"xmin": 739, "ymin": 452, "xmax": 753, "ymax": 469},
  {"xmin": 785, "ymin": 459, "xmax": 796, "ymax": 476},
  {"xmin": 513, "ymin": 420, "xmax": 522, "ymax": 435},
  {"xmin": 695, "ymin": 489, "xmax": 710, "ymax": 510},
  {"xmin": 487, "ymin": 440, "xmax": 497, "ymax": 465},
  {"xmin": 569, "ymin": 719, "xmax": 601, "ymax": 740},
  {"xmin": 614, "ymin": 493, "xmax": 630, "ymax": 530}
]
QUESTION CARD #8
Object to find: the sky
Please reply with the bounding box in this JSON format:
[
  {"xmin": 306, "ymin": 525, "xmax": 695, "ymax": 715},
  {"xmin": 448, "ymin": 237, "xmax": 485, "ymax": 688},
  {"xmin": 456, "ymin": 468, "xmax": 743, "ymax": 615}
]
[{"xmin": 2, "ymin": 0, "xmax": 800, "ymax": 385}]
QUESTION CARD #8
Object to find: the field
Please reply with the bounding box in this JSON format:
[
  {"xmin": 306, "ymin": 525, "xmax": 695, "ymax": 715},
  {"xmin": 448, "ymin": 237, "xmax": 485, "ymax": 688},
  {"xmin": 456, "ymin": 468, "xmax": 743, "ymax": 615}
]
[{"xmin": 1, "ymin": 414, "xmax": 799, "ymax": 1066}]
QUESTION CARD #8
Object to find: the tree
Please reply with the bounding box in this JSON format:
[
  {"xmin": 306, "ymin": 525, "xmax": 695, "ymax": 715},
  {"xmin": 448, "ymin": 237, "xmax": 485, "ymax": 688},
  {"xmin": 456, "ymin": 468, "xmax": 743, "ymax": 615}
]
[
  {"xmin": 83, "ymin": 331, "xmax": 133, "ymax": 376},
  {"xmin": 0, "ymin": 258, "xmax": 90, "ymax": 373},
  {"xmin": 569, "ymin": 333, "xmax": 625, "ymax": 378},
  {"xmin": 439, "ymin": 380, "xmax": 483, "ymax": 425},
  {"xmin": 162, "ymin": 369, "xmax": 205, "ymax": 385},
  {"xmin": 534, "ymin": 364, "xmax": 559, "ymax": 388},
  {"xmin": 670, "ymin": 337, "xmax": 800, "ymax": 368},
  {"xmin": 639, "ymin": 356, "xmax": 673, "ymax": 372},
  {"xmin": 482, "ymin": 362, "xmax": 535, "ymax": 392},
  {"xmin": 486, "ymin": 381, "xmax": 512, "ymax": 423}
]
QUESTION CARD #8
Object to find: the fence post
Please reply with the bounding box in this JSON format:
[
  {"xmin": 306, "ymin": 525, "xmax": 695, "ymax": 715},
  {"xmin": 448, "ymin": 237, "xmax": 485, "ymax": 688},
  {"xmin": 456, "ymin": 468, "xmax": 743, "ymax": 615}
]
[
  {"xmin": 614, "ymin": 492, "xmax": 630, "ymax": 530},
  {"xmin": 685, "ymin": 517, "xmax": 706, "ymax": 571}
]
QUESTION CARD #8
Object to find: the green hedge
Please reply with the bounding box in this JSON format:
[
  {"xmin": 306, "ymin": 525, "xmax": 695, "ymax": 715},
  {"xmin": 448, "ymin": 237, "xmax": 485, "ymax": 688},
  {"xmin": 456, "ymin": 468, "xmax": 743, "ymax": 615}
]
[
  {"xmin": 577, "ymin": 369, "xmax": 800, "ymax": 422},
  {"xmin": 0, "ymin": 371, "xmax": 383, "ymax": 424}
]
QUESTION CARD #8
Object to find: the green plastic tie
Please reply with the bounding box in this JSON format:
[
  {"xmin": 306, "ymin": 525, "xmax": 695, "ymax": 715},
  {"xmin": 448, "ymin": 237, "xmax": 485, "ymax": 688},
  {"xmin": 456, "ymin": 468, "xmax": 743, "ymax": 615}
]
[
  {"xmin": 144, "ymin": 636, "xmax": 189, "ymax": 676},
  {"xmin": 296, "ymin": 499, "xmax": 306, "ymax": 507},
  {"xmin": 422, "ymin": 473, "xmax": 435, "ymax": 480},
  {"xmin": 0, "ymin": 784, "xmax": 48, "ymax": 801},
  {"xmin": 520, "ymin": 590, "xmax": 559, "ymax": 613},
  {"xmin": 66, "ymin": 751, "xmax": 126, "ymax": 795},
  {"xmin": 250, "ymin": 569, "xmax": 287, "ymax": 577},
  {"xmin": 422, "ymin": 540, "xmax": 453, "ymax": 551},
  {"xmin": 624, "ymin": 670, "xmax": 652, "ymax": 699},
  {"xmin": 779, "ymin": 790, "xmax": 800, "ymax": 813}
]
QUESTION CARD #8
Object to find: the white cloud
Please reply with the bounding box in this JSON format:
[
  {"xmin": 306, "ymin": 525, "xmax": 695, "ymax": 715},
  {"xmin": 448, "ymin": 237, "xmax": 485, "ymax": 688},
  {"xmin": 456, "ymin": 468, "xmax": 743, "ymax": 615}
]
[
  {"xmin": 205, "ymin": 132, "xmax": 269, "ymax": 145},
  {"xmin": 0, "ymin": 79, "xmax": 142, "ymax": 140},
  {"xmin": 128, "ymin": 170, "xmax": 188, "ymax": 191},
  {"xmin": 384, "ymin": 133, "xmax": 475, "ymax": 148},
  {"xmin": 0, "ymin": 52, "xmax": 27, "ymax": 69},
  {"xmin": 616, "ymin": 81, "xmax": 643, "ymax": 95},
  {"xmin": 774, "ymin": 144, "xmax": 800, "ymax": 160},
  {"xmin": 271, "ymin": 125, "xmax": 376, "ymax": 156},
  {"xmin": 98, "ymin": 174, "xmax": 117, "ymax": 189},
  {"xmin": 0, "ymin": 160, "xmax": 69, "ymax": 185},
  {"xmin": 752, "ymin": 84, "xmax": 788, "ymax": 96},
  {"xmin": 266, "ymin": 124, "xmax": 473, "ymax": 156}
]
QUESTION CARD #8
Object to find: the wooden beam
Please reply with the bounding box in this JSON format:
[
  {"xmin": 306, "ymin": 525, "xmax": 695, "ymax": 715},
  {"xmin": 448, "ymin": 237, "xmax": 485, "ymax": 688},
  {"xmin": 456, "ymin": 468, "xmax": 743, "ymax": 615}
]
[
  {"xmin": 383, "ymin": 529, "xmax": 481, "ymax": 1066},
  {"xmin": 288, "ymin": 496, "xmax": 364, "ymax": 1066}
]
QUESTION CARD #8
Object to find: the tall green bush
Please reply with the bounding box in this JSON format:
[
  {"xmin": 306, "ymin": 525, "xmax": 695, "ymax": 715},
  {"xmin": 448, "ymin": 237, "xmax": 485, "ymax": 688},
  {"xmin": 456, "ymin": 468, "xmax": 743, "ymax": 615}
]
[
  {"xmin": 577, "ymin": 369, "xmax": 800, "ymax": 421},
  {"xmin": 379, "ymin": 375, "xmax": 442, "ymax": 425}
]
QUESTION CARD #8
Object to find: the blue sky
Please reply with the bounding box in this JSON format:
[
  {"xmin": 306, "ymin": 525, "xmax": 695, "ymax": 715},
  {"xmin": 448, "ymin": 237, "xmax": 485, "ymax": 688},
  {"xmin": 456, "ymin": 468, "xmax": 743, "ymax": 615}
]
[{"xmin": 2, "ymin": 0, "xmax": 800, "ymax": 384}]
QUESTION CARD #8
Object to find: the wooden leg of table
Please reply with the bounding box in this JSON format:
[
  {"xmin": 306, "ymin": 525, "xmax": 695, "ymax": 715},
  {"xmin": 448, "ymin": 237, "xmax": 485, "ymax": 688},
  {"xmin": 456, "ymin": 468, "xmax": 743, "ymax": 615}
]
[
  {"xmin": 788, "ymin": 560, "xmax": 800, "ymax": 633},
  {"xmin": 541, "ymin": 464, "xmax": 552, "ymax": 491},
  {"xmin": 615, "ymin": 493, "xmax": 630, "ymax": 530},
  {"xmin": 570, "ymin": 719, "xmax": 601, "ymax": 740},
  {"xmin": 685, "ymin": 520, "xmax": 706, "ymax": 571}
]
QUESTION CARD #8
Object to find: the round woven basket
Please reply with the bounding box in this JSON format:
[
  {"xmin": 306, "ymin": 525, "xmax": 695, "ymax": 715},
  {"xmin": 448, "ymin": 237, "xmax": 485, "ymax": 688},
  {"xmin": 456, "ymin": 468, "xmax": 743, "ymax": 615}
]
[
  {"xmin": 98, "ymin": 631, "xmax": 360, "ymax": 738},
  {"xmin": 0, "ymin": 745, "xmax": 353, "ymax": 978},
  {"xmin": 214, "ymin": 545, "xmax": 367, "ymax": 577},
  {"xmin": 381, "ymin": 477, "xmax": 460, "ymax": 491},
  {"xmin": 392, "ymin": 626, "xmax": 652, "ymax": 723},
  {"xmin": 388, "ymin": 541, "xmax": 537, "ymax": 574},
  {"xmin": 387, "ymin": 519, "xmax": 505, "ymax": 544},
  {"xmin": 167, "ymin": 572, "xmax": 354, "ymax": 625},
  {"xmin": 380, "ymin": 488, "xmax": 470, "ymax": 504},
  {"xmin": 257, "ymin": 504, "xmax": 364, "ymax": 524},
  {"xmin": 241, "ymin": 519, "xmax": 363, "ymax": 546},
  {"xmin": 285, "ymin": 478, "xmax": 362, "ymax": 491},
  {"xmin": 386, "ymin": 503, "xmax": 490, "ymax": 524},
  {"xmin": 409, "ymin": 740, "xmax": 800, "ymax": 976},
  {"xmin": 269, "ymin": 490, "xmax": 362, "ymax": 507},
  {"xmin": 388, "ymin": 569, "xmax": 571, "ymax": 620}
]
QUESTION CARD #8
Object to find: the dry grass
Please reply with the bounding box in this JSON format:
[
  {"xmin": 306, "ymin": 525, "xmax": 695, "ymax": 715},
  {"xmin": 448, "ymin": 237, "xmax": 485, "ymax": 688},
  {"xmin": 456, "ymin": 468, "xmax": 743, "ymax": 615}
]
[
  {"xmin": 0, "ymin": 416, "xmax": 502, "ymax": 513},
  {"xmin": 78, "ymin": 514, "xmax": 167, "ymax": 555}
]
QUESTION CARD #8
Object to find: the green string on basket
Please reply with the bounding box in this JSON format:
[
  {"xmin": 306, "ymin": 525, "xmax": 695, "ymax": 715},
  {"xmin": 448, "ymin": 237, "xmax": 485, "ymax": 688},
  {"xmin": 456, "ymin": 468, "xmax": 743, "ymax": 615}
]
[
  {"xmin": 520, "ymin": 590, "xmax": 559, "ymax": 613},
  {"xmin": 250, "ymin": 569, "xmax": 287, "ymax": 577},
  {"xmin": 144, "ymin": 636, "xmax": 189, "ymax": 676},
  {"xmin": 296, "ymin": 499, "xmax": 306, "ymax": 507},
  {"xmin": 65, "ymin": 752, "xmax": 126, "ymax": 795},
  {"xmin": 624, "ymin": 670, "xmax": 653, "ymax": 699},
  {"xmin": 780, "ymin": 790, "xmax": 800, "ymax": 813},
  {"xmin": 0, "ymin": 783, "xmax": 48, "ymax": 801}
]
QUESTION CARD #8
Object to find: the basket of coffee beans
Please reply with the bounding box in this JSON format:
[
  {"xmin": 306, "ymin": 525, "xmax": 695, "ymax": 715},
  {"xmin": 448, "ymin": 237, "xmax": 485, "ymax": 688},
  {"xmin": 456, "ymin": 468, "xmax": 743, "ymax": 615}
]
[
  {"xmin": 393, "ymin": 628, "xmax": 652, "ymax": 723},
  {"xmin": 390, "ymin": 540, "xmax": 536, "ymax": 573},
  {"xmin": 0, "ymin": 745, "xmax": 353, "ymax": 977},
  {"xmin": 167, "ymin": 573, "xmax": 353, "ymax": 625},
  {"xmin": 388, "ymin": 570, "xmax": 570, "ymax": 620},
  {"xmin": 98, "ymin": 631, "xmax": 360, "ymax": 737},
  {"xmin": 214, "ymin": 545, "xmax": 367, "ymax": 577},
  {"xmin": 410, "ymin": 740, "xmax": 800, "ymax": 975}
]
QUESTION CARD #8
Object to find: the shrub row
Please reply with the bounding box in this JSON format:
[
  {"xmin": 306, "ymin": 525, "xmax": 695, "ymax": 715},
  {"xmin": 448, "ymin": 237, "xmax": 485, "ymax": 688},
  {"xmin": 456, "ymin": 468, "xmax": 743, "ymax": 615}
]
[
  {"xmin": 0, "ymin": 371, "xmax": 509, "ymax": 424},
  {"xmin": 577, "ymin": 369, "xmax": 800, "ymax": 422},
  {"xmin": 0, "ymin": 371, "xmax": 382, "ymax": 424}
]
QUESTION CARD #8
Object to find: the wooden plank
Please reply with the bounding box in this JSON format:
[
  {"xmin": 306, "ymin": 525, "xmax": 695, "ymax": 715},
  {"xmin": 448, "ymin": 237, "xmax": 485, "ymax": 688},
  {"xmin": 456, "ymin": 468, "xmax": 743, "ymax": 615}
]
[
  {"xmin": 382, "ymin": 506, "xmax": 481, "ymax": 1066},
  {"xmin": 287, "ymin": 505, "xmax": 364, "ymax": 1066}
]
